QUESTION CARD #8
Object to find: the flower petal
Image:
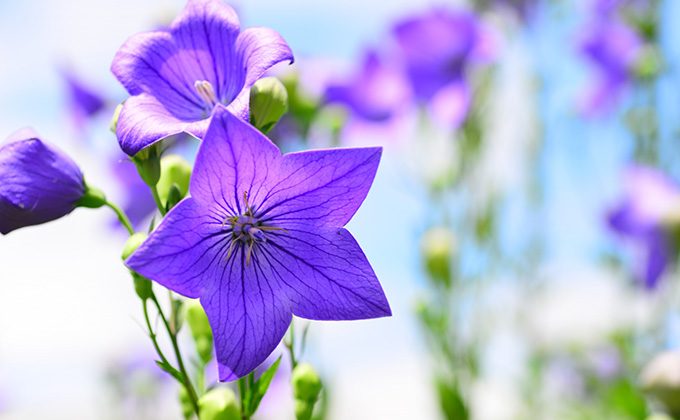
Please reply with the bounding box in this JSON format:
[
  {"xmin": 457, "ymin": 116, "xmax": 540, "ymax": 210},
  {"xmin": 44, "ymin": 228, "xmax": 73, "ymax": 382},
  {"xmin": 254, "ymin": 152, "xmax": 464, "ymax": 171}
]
[
  {"xmin": 259, "ymin": 227, "xmax": 391, "ymax": 320},
  {"xmin": 236, "ymin": 27, "xmax": 294, "ymax": 88},
  {"xmin": 116, "ymin": 93, "xmax": 210, "ymax": 156},
  {"xmin": 111, "ymin": 30, "xmax": 206, "ymax": 118},
  {"xmin": 126, "ymin": 198, "xmax": 226, "ymax": 298},
  {"xmin": 255, "ymin": 147, "xmax": 382, "ymax": 228},
  {"xmin": 200, "ymin": 250, "xmax": 292, "ymax": 381},
  {"xmin": 190, "ymin": 106, "xmax": 281, "ymax": 213},
  {"xmin": 170, "ymin": 0, "xmax": 244, "ymax": 102}
]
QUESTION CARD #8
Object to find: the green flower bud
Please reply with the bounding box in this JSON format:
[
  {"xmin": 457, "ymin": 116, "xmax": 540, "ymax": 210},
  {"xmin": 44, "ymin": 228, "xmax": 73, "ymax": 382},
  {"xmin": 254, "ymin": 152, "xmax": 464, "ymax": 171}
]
[
  {"xmin": 292, "ymin": 363, "xmax": 322, "ymax": 403},
  {"xmin": 157, "ymin": 155, "xmax": 192, "ymax": 209},
  {"xmin": 198, "ymin": 387, "xmax": 240, "ymax": 420},
  {"xmin": 641, "ymin": 351, "xmax": 680, "ymax": 416},
  {"xmin": 634, "ymin": 45, "xmax": 663, "ymax": 81},
  {"xmin": 249, "ymin": 77, "xmax": 289, "ymax": 134},
  {"xmin": 122, "ymin": 233, "xmax": 148, "ymax": 260},
  {"xmin": 122, "ymin": 233, "xmax": 153, "ymax": 300},
  {"xmin": 420, "ymin": 227, "xmax": 455, "ymax": 289},
  {"xmin": 133, "ymin": 144, "xmax": 162, "ymax": 187},
  {"xmin": 110, "ymin": 103, "xmax": 123, "ymax": 134},
  {"xmin": 76, "ymin": 183, "xmax": 107, "ymax": 209},
  {"xmin": 186, "ymin": 300, "xmax": 213, "ymax": 364},
  {"xmin": 295, "ymin": 399, "xmax": 315, "ymax": 420}
]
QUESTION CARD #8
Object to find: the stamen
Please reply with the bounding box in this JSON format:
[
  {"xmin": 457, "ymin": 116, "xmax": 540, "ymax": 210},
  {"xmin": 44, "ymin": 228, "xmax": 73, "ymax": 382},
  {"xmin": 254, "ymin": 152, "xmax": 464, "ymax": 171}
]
[{"xmin": 194, "ymin": 80, "xmax": 218, "ymax": 106}]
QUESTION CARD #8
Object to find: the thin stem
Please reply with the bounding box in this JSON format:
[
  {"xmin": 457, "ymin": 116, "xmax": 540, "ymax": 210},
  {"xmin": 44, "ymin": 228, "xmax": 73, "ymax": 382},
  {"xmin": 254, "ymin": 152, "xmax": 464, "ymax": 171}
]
[
  {"xmin": 151, "ymin": 184, "xmax": 167, "ymax": 216},
  {"xmin": 105, "ymin": 201, "xmax": 134, "ymax": 235},
  {"xmin": 151, "ymin": 294, "xmax": 200, "ymax": 416},
  {"xmin": 142, "ymin": 299, "xmax": 171, "ymax": 368}
]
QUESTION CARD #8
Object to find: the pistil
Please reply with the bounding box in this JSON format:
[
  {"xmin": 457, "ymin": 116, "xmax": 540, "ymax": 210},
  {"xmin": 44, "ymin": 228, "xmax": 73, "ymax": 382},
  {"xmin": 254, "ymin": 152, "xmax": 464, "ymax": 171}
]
[{"xmin": 194, "ymin": 80, "xmax": 218, "ymax": 106}]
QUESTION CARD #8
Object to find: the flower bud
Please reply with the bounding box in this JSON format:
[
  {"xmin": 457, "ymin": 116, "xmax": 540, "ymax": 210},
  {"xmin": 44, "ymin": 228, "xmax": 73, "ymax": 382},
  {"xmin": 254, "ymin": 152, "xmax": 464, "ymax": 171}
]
[
  {"xmin": 0, "ymin": 129, "xmax": 88, "ymax": 235},
  {"xmin": 110, "ymin": 103, "xmax": 123, "ymax": 134},
  {"xmin": 198, "ymin": 387, "xmax": 240, "ymax": 420},
  {"xmin": 185, "ymin": 300, "xmax": 213, "ymax": 364},
  {"xmin": 157, "ymin": 155, "xmax": 191, "ymax": 209},
  {"xmin": 122, "ymin": 232, "xmax": 148, "ymax": 260},
  {"xmin": 641, "ymin": 351, "xmax": 680, "ymax": 416},
  {"xmin": 122, "ymin": 233, "xmax": 153, "ymax": 300},
  {"xmin": 420, "ymin": 227, "xmax": 455, "ymax": 289},
  {"xmin": 292, "ymin": 363, "xmax": 322, "ymax": 403},
  {"xmin": 249, "ymin": 77, "xmax": 289, "ymax": 134}
]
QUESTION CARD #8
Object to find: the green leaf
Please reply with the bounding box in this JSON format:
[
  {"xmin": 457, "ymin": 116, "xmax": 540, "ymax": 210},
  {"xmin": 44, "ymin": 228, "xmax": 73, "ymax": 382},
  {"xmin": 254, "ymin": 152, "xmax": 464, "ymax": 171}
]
[
  {"xmin": 249, "ymin": 357, "xmax": 282, "ymax": 415},
  {"xmin": 155, "ymin": 359, "xmax": 183, "ymax": 383}
]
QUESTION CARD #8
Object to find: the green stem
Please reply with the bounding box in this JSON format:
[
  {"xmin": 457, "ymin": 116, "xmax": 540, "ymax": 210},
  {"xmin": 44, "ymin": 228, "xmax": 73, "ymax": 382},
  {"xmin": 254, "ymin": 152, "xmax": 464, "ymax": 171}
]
[
  {"xmin": 151, "ymin": 293, "xmax": 200, "ymax": 416},
  {"xmin": 151, "ymin": 184, "xmax": 167, "ymax": 216},
  {"xmin": 105, "ymin": 201, "xmax": 134, "ymax": 235},
  {"xmin": 142, "ymin": 299, "xmax": 172, "ymax": 367}
]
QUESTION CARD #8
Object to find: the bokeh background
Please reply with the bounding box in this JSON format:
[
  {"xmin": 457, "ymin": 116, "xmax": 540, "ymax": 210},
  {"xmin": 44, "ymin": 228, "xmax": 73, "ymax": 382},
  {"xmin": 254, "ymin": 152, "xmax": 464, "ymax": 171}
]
[{"xmin": 2, "ymin": 0, "xmax": 680, "ymax": 419}]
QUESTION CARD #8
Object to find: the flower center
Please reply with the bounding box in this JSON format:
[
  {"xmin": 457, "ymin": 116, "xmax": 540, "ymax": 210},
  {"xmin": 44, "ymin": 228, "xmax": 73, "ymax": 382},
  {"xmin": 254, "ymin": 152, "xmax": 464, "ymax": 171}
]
[
  {"xmin": 222, "ymin": 192, "xmax": 285, "ymax": 265},
  {"xmin": 194, "ymin": 80, "xmax": 218, "ymax": 107},
  {"xmin": 229, "ymin": 214, "xmax": 266, "ymax": 245}
]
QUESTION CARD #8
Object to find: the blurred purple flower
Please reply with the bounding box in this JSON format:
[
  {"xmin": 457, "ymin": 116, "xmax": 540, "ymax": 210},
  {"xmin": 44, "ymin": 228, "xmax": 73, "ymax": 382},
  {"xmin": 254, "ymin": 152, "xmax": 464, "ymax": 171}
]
[
  {"xmin": 0, "ymin": 129, "xmax": 85, "ymax": 235},
  {"xmin": 111, "ymin": 0, "xmax": 293, "ymax": 156},
  {"xmin": 607, "ymin": 166, "xmax": 680, "ymax": 289},
  {"xmin": 111, "ymin": 157, "xmax": 156, "ymax": 229},
  {"xmin": 391, "ymin": 9, "xmax": 492, "ymax": 128},
  {"xmin": 578, "ymin": 18, "xmax": 642, "ymax": 115},
  {"xmin": 392, "ymin": 9, "xmax": 489, "ymax": 100},
  {"xmin": 127, "ymin": 107, "xmax": 390, "ymax": 381},
  {"xmin": 61, "ymin": 68, "xmax": 107, "ymax": 129},
  {"xmin": 325, "ymin": 51, "xmax": 411, "ymax": 122}
]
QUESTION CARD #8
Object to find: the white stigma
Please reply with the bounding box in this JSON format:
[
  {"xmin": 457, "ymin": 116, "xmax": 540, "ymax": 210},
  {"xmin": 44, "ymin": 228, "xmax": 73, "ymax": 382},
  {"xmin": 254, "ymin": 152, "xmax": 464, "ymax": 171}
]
[{"xmin": 194, "ymin": 80, "xmax": 218, "ymax": 106}]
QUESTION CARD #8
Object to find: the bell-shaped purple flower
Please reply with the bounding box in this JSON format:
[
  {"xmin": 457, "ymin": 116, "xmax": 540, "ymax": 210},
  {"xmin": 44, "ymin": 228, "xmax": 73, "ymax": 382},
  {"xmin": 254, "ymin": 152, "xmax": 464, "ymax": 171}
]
[
  {"xmin": 111, "ymin": 0, "xmax": 293, "ymax": 156},
  {"xmin": 392, "ymin": 9, "xmax": 488, "ymax": 102},
  {"xmin": 324, "ymin": 51, "xmax": 411, "ymax": 122},
  {"xmin": 127, "ymin": 106, "xmax": 391, "ymax": 381},
  {"xmin": 0, "ymin": 129, "xmax": 86, "ymax": 234},
  {"xmin": 607, "ymin": 166, "xmax": 680, "ymax": 289}
]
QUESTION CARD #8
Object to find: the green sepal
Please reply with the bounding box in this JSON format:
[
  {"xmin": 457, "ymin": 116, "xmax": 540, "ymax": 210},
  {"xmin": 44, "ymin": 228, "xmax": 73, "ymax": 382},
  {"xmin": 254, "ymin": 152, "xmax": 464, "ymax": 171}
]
[
  {"xmin": 133, "ymin": 144, "xmax": 162, "ymax": 187},
  {"xmin": 199, "ymin": 387, "xmax": 240, "ymax": 420},
  {"xmin": 76, "ymin": 183, "xmax": 107, "ymax": 209}
]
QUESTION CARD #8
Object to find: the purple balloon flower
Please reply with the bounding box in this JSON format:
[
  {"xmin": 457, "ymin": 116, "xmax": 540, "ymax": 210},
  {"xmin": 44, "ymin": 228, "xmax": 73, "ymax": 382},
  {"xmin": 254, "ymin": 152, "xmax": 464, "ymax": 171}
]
[
  {"xmin": 111, "ymin": 0, "xmax": 293, "ymax": 156},
  {"xmin": 0, "ymin": 129, "xmax": 85, "ymax": 235},
  {"xmin": 607, "ymin": 166, "xmax": 680, "ymax": 289},
  {"xmin": 578, "ymin": 18, "xmax": 642, "ymax": 115},
  {"xmin": 127, "ymin": 107, "xmax": 391, "ymax": 380},
  {"xmin": 392, "ymin": 9, "xmax": 487, "ymax": 102},
  {"xmin": 325, "ymin": 51, "xmax": 411, "ymax": 122}
]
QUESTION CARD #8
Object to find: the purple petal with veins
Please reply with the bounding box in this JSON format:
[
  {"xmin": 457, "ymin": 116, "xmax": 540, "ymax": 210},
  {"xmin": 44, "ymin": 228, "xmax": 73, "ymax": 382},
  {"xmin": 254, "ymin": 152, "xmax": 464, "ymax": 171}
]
[{"xmin": 127, "ymin": 106, "xmax": 390, "ymax": 381}]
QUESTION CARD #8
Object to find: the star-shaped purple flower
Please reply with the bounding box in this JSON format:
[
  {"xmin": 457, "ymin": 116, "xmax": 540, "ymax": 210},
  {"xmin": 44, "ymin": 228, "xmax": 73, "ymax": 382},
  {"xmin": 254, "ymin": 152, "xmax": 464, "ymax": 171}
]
[
  {"xmin": 126, "ymin": 107, "xmax": 391, "ymax": 380},
  {"xmin": 0, "ymin": 129, "xmax": 86, "ymax": 235},
  {"xmin": 111, "ymin": 0, "xmax": 293, "ymax": 156},
  {"xmin": 607, "ymin": 166, "xmax": 680, "ymax": 289}
]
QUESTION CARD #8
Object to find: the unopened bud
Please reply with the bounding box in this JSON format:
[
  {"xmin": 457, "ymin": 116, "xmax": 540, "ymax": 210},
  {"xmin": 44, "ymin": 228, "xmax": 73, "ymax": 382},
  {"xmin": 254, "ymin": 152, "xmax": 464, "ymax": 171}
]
[
  {"xmin": 157, "ymin": 155, "xmax": 191, "ymax": 209},
  {"xmin": 186, "ymin": 300, "xmax": 213, "ymax": 364},
  {"xmin": 420, "ymin": 227, "xmax": 455, "ymax": 289},
  {"xmin": 198, "ymin": 387, "xmax": 240, "ymax": 420},
  {"xmin": 122, "ymin": 233, "xmax": 153, "ymax": 300},
  {"xmin": 641, "ymin": 351, "xmax": 680, "ymax": 416},
  {"xmin": 110, "ymin": 103, "xmax": 123, "ymax": 133},
  {"xmin": 250, "ymin": 77, "xmax": 289, "ymax": 134},
  {"xmin": 292, "ymin": 363, "xmax": 322, "ymax": 403}
]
